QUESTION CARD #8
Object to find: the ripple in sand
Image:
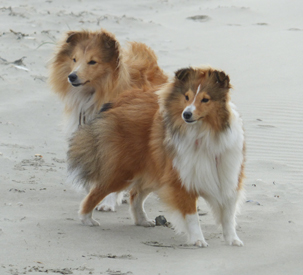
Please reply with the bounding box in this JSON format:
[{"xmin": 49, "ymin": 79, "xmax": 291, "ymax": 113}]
[{"xmin": 187, "ymin": 15, "xmax": 210, "ymax": 22}]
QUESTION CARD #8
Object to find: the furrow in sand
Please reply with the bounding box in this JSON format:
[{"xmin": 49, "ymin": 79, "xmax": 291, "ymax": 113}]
[{"xmin": 246, "ymin": 133, "xmax": 303, "ymax": 141}]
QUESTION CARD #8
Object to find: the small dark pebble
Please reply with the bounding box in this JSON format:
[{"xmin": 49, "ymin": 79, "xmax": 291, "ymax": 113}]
[{"xmin": 155, "ymin": 215, "xmax": 167, "ymax": 226}]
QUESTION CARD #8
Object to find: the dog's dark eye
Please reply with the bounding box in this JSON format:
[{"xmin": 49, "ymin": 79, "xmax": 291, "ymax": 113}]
[
  {"xmin": 73, "ymin": 58, "xmax": 76, "ymax": 62},
  {"xmin": 201, "ymin": 98, "xmax": 209, "ymax": 103},
  {"xmin": 88, "ymin": 60, "xmax": 97, "ymax": 65},
  {"xmin": 185, "ymin": 95, "xmax": 189, "ymax": 101}
]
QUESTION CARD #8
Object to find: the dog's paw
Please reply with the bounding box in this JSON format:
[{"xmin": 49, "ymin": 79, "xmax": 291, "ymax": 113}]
[
  {"xmin": 95, "ymin": 193, "xmax": 117, "ymax": 212},
  {"xmin": 194, "ymin": 239, "xmax": 209, "ymax": 248},
  {"xmin": 231, "ymin": 238, "xmax": 244, "ymax": 247},
  {"xmin": 79, "ymin": 214, "xmax": 100, "ymax": 226},
  {"xmin": 136, "ymin": 219, "xmax": 156, "ymax": 227},
  {"xmin": 225, "ymin": 235, "xmax": 244, "ymax": 247},
  {"xmin": 95, "ymin": 203, "xmax": 116, "ymax": 212}
]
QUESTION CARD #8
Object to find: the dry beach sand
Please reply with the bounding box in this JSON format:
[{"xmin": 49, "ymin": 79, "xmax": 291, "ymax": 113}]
[{"xmin": 1, "ymin": 0, "xmax": 303, "ymax": 274}]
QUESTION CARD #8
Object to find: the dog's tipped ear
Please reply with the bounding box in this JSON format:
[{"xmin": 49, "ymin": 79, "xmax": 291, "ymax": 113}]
[
  {"xmin": 66, "ymin": 32, "xmax": 79, "ymax": 43},
  {"xmin": 175, "ymin": 67, "xmax": 195, "ymax": 82},
  {"xmin": 99, "ymin": 31, "xmax": 119, "ymax": 63},
  {"xmin": 214, "ymin": 70, "xmax": 231, "ymax": 88},
  {"xmin": 66, "ymin": 31, "xmax": 90, "ymax": 44},
  {"xmin": 101, "ymin": 31, "xmax": 117, "ymax": 49}
]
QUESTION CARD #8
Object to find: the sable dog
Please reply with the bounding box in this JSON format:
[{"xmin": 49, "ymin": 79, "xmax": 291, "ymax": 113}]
[
  {"xmin": 67, "ymin": 66, "xmax": 245, "ymax": 247},
  {"xmin": 49, "ymin": 29, "xmax": 167, "ymax": 211}
]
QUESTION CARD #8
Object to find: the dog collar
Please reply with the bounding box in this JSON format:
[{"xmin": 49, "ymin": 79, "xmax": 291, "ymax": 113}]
[{"xmin": 79, "ymin": 111, "xmax": 86, "ymax": 126}]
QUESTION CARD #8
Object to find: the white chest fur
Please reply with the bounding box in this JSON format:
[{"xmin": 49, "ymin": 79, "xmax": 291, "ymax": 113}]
[
  {"xmin": 171, "ymin": 103, "xmax": 244, "ymax": 202},
  {"xmin": 64, "ymin": 88, "xmax": 97, "ymax": 136}
]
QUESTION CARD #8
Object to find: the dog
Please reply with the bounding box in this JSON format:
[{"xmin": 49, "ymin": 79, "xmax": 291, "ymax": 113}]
[
  {"xmin": 67, "ymin": 66, "xmax": 245, "ymax": 247},
  {"xmin": 49, "ymin": 29, "xmax": 168, "ymax": 211}
]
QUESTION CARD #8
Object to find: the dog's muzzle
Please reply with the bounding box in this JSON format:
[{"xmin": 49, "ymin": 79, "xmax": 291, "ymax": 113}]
[
  {"xmin": 68, "ymin": 73, "xmax": 89, "ymax": 87},
  {"xmin": 182, "ymin": 107, "xmax": 196, "ymax": 124}
]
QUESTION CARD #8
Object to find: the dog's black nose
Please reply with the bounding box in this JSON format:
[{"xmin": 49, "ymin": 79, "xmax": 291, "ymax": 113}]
[
  {"xmin": 68, "ymin": 73, "xmax": 78, "ymax": 83},
  {"xmin": 183, "ymin": 111, "xmax": 192, "ymax": 120}
]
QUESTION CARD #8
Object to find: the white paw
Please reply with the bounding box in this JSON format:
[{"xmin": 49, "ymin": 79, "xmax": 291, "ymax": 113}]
[
  {"xmin": 225, "ymin": 235, "xmax": 244, "ymax": 246},
  {"xmin": 95, "ymin": 203, "xmax": 116, "ymax": 212},
  {"xmin": 194, "ymin": 239, "xmax": 209, "ymax": 248},
  {"xmin": 79, "ymin": 214, "xmax": 100, "ymax": 226},
  {"xmin": 95, "ymin": 193, "xmax": 117, "ymax": 212},
  {"xmin": 136, "ymin": 220, "xmax": 156, "ymax": 227},
  {"xmin": 231, "ymin": 238, "xmax": 244, "ymax": 247}
]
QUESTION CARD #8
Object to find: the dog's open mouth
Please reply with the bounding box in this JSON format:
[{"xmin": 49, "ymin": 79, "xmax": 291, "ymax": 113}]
[{"xmin": 71, "ymin": 80, "xmax": 90, "ymax": 87}]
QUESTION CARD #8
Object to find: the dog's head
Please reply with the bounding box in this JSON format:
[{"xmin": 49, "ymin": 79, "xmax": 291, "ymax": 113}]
[
  {"xmin": 60, "ymin": 29, "xmax": 120, "ymax": 90},
  {"xmin": 161, "ymin": 66, "xmax": 232, "ymax": 132}
]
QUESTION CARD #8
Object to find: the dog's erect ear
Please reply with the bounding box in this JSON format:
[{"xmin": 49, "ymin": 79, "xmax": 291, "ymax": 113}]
[
  {"xmin": 214, "ymin": 70, "xmax": 231, "ymax": 88},
  {"xmin": 174, "ymin": 67, "xmax": 195, "ymax": 82},
  {"xmin": 99, "ymin": 31, "xmax": 119, "ymax": 63}
]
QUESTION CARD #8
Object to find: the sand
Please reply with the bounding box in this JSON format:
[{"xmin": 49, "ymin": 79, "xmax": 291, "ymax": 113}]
[{"xmin": 1, "ymin": 0, "xmax": 303, "ymax": 274}]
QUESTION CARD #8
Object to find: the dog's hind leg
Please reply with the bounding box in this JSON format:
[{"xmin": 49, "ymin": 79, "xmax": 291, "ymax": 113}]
[
  {"xmin": 130, "ymin": 183, "xmax": 155, "ymax": 227},
  {"xmin": 79, "ymin": 187, "xmax": 111, "ymax": 226},
  {"xmin": 79, "ymin": 175, "xmax": 133, "ymax": 226}
]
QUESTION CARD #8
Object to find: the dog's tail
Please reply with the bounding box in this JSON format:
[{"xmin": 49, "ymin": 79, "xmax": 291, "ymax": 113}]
[{"xmin": 125, "ymin": 42, "xmax": 168, "ymax": 88}]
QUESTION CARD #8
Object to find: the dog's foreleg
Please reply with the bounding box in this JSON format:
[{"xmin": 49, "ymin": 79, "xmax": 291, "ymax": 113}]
[
  {"xmin": 185, "ymin": 212, "xmax": 208, "ymax": 247},
  {"xmin": 220, "ymin": 194, "xmax": 243, "ymax": 246},
  {"xmin": 164, "ymin": 184, "xmax": 208, "ymax": 247}
]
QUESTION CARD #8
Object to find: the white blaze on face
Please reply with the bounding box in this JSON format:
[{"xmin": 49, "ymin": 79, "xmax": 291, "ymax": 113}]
[
  {"xmin": 71, "ymin": 64, "xmax": 82, "ymax": 75},
  {"xmin": 182, "ymin": 84, "xmax": 201, "ymax": 119},
  {"xmin": 74, "ymin": 64, "xmax": 81, "ymax": 72}
]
